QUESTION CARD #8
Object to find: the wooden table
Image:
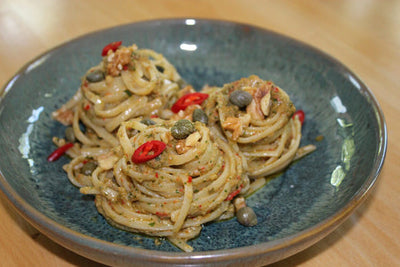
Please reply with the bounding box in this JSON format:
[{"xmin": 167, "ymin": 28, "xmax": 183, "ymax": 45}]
[{"xmin": 0, "ymin": 0, "xmax": 399, "ymax": 266}]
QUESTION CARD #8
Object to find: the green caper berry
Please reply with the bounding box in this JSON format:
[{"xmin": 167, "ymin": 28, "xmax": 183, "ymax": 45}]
[
  {"xmin": 171, "ymin": 119, "xmax": 195, "ymax": 140},
  {"xmin": 140, "ymin": 118, "xmax": 156, "ymax": 126},
  {"xmin": 86, "ymin": 70, "xmax": 105, "ymax": 83},
  {"xmin": 65, "ymin": 126, "xmax": 75, "ymax": 142},
  {"xmin": 236, "ymin": 206, "xmax": 258, "ymax": 227},
  {"xmin": 192, "ymin": 109, "xmax": 208, "ymax": 124},
  {"xmin": 81, "ymin": 162, "xmax": 97, "ymax": 176},
  {"xmin": 229, "ymin": 90, "xmax": 253, "ymax": 108}
]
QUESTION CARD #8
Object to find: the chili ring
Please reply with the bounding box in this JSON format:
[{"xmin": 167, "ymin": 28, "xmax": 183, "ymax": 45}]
[{"xmin": 132, "ymin": 140, "xmax": 166, "ymax": 164}]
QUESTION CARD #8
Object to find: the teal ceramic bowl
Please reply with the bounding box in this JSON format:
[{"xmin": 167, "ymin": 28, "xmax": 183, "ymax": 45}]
[{"xmin": 0, "ymin": 19, "xmax": 386, "ymax": 266}]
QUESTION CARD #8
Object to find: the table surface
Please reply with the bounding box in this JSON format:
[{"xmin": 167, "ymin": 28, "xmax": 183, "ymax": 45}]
[{"xmin": 0, "ymin": 0, "xmax": 399, "ymax": 266}]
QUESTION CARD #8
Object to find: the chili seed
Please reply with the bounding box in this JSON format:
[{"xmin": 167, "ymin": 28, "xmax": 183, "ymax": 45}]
[
  {"xmin": 229, "ymin": 90, "xmax": 253, "ymax": 108},
  {"xmin": 192, "ymin": 109, "xmax": 208, "ymax": 124},
  {"xmin": 86, "ymin": 70, "xmax": 105, "ymax": 83},
  {"xmin": 171, "ymin": 119, "xmax": 195, "ymax": 140}
]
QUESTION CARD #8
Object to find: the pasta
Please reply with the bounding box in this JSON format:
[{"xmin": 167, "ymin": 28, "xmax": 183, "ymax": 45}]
[
  {"xmin": 204, "ymin": 76, "xmax": 303, "ymax": 178},
  {"xmin": 50, "ymin": 42, "xmax": 315, "ymax": 252},
  {"xmin": 52, "ymin": 43, "xmax": 184, "ymax": 150}
]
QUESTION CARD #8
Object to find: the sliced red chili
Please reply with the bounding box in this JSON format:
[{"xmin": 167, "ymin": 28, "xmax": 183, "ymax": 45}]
[
  {"xmin": 132, "ymin": 140, "xmax": 166, "ymax": 164},
  {"xmin": 155, "ymin": 211, "xmax": 169, "ymax": 218},
  {"xmin": 47, "ymin": 143, "xmax": 74, "ymax": 162},
  {"xmin": 101, "ymin": 41, "xmax": 122, "ymax": 56},
  {"xmin": 171, "ymin": 92, "xmax": 209, "ymax": 113},
  {"xmin": 292, "ymin": 110, "xmax": 305, "ymax": 125},
  {"xmin": 225, "ymin": 185, "xmax": 243, "ymax": 201}
]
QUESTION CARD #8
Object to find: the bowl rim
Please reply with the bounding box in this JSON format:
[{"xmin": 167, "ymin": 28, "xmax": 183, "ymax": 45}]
[{"xmin": 0, "ymin": 18, "xmax": 388, "ymax": 265}]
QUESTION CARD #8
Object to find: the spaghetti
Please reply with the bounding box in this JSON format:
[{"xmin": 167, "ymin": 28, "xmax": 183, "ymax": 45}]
[
  {"xmin": 50, "ymin": 43, "xmax": 315, "ymax": 252},
  {"xmin": 205, "ymin": 76, "xmax": 306, "ymax": 178}
]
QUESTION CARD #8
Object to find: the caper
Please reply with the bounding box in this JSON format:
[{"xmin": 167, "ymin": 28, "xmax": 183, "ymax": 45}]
[
  {"xmin": 229, "ymin": 90, "xmax": 253, "ymax": 108},
  {"xmin": 236, "ymin": 206, "xmax": 258, "ymax": 227},
  {"xmin": 140, "ymin": 118, "xmax": 156, "ymax": 126},
  {"xmin": 192, "ymin": 109, "xmax": 208, "ymax": 124},
  {"xmin": 65, "ymin": 126, "xmax": 75, "ymax": 142},
  {"xmin": 81, "ymin": 161, "xmax": 97, "ymax": 176},
  {"xmin": 86, "ymin": 70, "xmax": 105, "ymax": 83},
  {"xmin": 171, "ymin": 119, "xmax": 195, "ymax": 140}
]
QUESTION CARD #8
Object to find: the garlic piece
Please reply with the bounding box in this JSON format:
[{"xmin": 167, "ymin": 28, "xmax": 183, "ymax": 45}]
[{"xmin": 260, "ymin": 90, "xmax": 271, "ymax": 116}]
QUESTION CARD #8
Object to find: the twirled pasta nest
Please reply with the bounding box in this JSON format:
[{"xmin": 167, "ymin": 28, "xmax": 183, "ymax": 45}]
[{"xmin": 79, "ymin": 119, "xmax": 248, "ymax": 252}]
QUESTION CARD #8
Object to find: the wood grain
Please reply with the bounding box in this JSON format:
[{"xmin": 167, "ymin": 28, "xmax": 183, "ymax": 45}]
[{"xmin": 0, "ymin": 0, "xmax": 399, "ymax": 266}]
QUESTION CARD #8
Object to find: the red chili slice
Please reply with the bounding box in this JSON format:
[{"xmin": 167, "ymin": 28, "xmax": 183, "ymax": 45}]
[
  {"xmin": 293, "ymin": 110, "xmax": 305, "ymax": 125},
  {"xmin": 132, "ymin": 140, "xmax": 166, "ymax": 164},
  {"xmin": 101, "ymin": 41, "xmax": 122, "ymax": 56},
  {"xmin": 47, "ymin": 143, "xmax": 74, "ymax": 162},
  {"xmin": 155, "ymin": 211, "xmax": 169, "ymax": 218},
  {"xmin": 171, "ymin": 92, "xmax": 209, "ymax": 113},
  {"xmin": 225, "ymin": 185, "xmax": 243, "ymax": 201}
]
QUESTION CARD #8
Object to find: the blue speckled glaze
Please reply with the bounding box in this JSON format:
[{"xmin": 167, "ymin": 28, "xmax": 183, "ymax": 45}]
[{"xmin": 0, "ymin": 19, "xmax": 386, "ymax": 266}]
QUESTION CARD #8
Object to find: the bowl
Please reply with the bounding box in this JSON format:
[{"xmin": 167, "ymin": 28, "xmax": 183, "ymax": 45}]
[{"xmin": 0, "ymin": 19, "xmax": 387, "ymax": 266}]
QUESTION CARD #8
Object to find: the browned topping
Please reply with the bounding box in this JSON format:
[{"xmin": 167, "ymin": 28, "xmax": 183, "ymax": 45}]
[
  {"xmin": 171, "ymin": 104, "xmax": 201, "ymax": 121},
  {"xmin": 245, "ymin": 83, "xmax": 271, "ymax": 120},
  {"xmin": 175, "ymin": 139, "xmax": 190, "ymax": 154},
  {"xmin": 222, "ymin": 117, "xmax": 242, "ymax": 140},
  {"xmin": 106, "ymin": 47, "xmax": 133, "ymax": 76},
  {"xmin": 222, "ymin": 114, "xmax": 251, "ymax": 140},
  {"xmin": 52, "ymin": 107, "xmax": 74, "ymax": 126}
]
